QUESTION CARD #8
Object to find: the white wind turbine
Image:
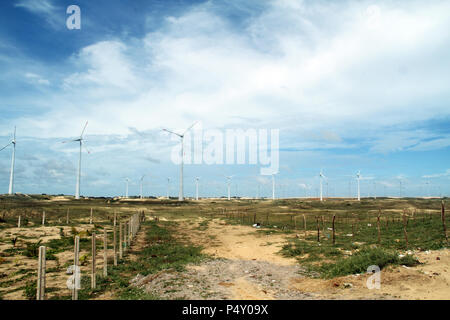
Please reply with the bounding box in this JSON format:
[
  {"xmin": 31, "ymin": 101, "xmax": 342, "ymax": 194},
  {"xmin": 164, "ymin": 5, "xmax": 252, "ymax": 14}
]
[
  {"xmin": 356, "ymin": 170, "xmax": 361, "ymax": 201},
  {"xmin": 0, "ymin": 126, "xmax": 16, "ymax": 195},
  {"xmin": 195, "ymin": 177, "xmax": 200, "ymax": 201},
  {"xmin": 62, "ymin": 121, "xmax": 89, "ymax": 200},
  {"xmin": 124, "ymin": 178, "xmax": 130, "ymax": 198},
  {"xmin": 226, "ymin": 175, "xmax": 234, "ymax": 200},
  {"xmin": 139, "ymin": 175, "xmax": 145, "ymax": 199},
  {"xmin": 162, "ymin": 122, "xmax": 198, "ymax": 201},
  {"xmin": 167, "ymin": 178, "xmax": 170, "ymax": 199},
  {"xmin": 319, "ymin": 170, "xmax": 326, "ymax": 202},
  {"xmin": 271, "ymin": 172, "xmax": 278, "ymax": 200}
]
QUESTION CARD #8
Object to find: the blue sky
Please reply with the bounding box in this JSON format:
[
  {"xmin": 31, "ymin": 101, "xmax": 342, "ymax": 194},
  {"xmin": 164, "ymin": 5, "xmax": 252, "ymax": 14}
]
[{"xmin": 0, "ymin": 0, "xmax": 449, "ymax": 198}]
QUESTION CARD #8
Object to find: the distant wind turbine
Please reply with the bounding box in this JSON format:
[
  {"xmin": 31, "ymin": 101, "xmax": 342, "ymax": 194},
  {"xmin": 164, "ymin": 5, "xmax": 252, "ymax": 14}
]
[
  {"xmin": 356, "ymin": 170, "xmax": 361, "ymax": 201},
  {"xmin": 162, "ymin": 122, "xmax": 198, "ymax": 201},
  {"xmin": 0, "ymin": 126, "xmax": 16, "ymax": 195},
  {"xmin": 195, "ymin": 177, "xmax": 200, "ymax": 201},
  {"xmin": 319, "ymin": 170, "xmax": 326, "ymax": 201},
  {"xmin": 139, "ymin": 175, "xmax": 145, "ymax": 199},
  {"xmin": 271, "ymin": 172, "xmax": 278, "ymax": 200},
  {"xmin": 62, "ymin": 121, "xmax": 89, "ymax": 200},
  {"xmin": 226, "ymin": 175, "xmax": 234, "ymax": 200},
  {"xmin": 0, "ymin": 127, "xmax": 16, "ymax": 194},
  {"xmin": 167, "ymin": 178, "xmax": 170, "ymax": 199},
  {"xmin": 125, "ymin": 178, "xmax": 130, "ymax": 198}
]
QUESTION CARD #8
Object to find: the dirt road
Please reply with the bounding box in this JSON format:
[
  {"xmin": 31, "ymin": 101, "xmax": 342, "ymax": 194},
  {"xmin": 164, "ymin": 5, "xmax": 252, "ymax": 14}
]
[{"xmin": 133, "ymin": 218, "xmax": 450, "ymax": 300}]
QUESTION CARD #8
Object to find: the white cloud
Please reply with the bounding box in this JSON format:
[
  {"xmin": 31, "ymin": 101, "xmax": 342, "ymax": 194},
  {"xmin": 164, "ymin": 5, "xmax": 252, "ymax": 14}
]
[
  {"xmin": 15, "ymin": 0, "xmax": 62, "ymax": 28},
  {"xmin": 25, "ymin": 73, "xmax": 50, "ymax": 86},
  {"xmin": 422, "ymin": 169, "xmax": 450, "ymax": 179},
  {"xmin": 9, "ymin": 0, "xmax": 450, "ymax": 154}
]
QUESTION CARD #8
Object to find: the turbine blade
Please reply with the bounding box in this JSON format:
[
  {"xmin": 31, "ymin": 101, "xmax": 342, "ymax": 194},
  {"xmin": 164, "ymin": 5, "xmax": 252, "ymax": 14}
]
[
  {"xmin": 183, "ymin": 121, "xmax": 198, "ymax": 135},
  {"xmin": 0, "ymin": 142, "xmax": 11, "ymax": 152},
  {"xmin": 82, "ymin": 143, "xmax": 91, "ymax": 154},
  {"xmin": 162, "ymin": 128, "xmax": 182, "ymax": 137},
  {"xmin": 80, "ymin": 121, "xmax": 88, "ymax": 138}
]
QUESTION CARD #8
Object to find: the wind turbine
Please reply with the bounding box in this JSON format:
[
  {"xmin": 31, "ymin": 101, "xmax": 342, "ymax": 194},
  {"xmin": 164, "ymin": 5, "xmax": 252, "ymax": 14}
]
[
  {"xmin": 0, "ymin": 127, "xmax": 16, "ymax": 194},
  {"xmin": 167, "ymin": 178, "xmax": 170, "ymax": 199},
  {"xmin": 226, "ymin": 175, "xmax": 234, "ymax": 200},
  {"xmin": 124, "ymin": 178, "xmax": 130, "ymax": 198},
  {"xmin": 356, "ymin": 170, "xmax": 361, "ymax": 201},
  {"xmin": 373, "ymin": 181, "xmax": 377, "ymax": 199},
  {"xmin": 0, "ymin": 126, "xmax": 16, "ymax": 195},
  {"xmin": 139, "ymin": 175, "xmax": 145, "ymax": 199},
  {"xmin": 195, "ymin": 177, "xmax": 200, "ymax": 201},
  {"xmin": 63, "ymin": 121, "xmax": 89, "ymax": 200},
  {"xmin": 162, "ymin": 122, "xmax": 198, "ymax": 201},
  {"xmin": 319, "ymin": 170, "xmax": 326, "ymax": 201},
  {"xmin": 271, "ymin": 172, "xmax": 278, "ymax": 200}
]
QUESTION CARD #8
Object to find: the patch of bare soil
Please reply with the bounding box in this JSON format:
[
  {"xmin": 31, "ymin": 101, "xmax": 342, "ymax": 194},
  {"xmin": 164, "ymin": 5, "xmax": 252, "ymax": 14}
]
[
  {"xmin": 289, "ymin": 248, "xmax": 449, "ymax": 300},
  {"xmin": 134, "ymin": 218, "xmax": 450, "ymax": 300},
  {"xmin": 133, "ymin": 259, "xmax": 312, "ymax": 300},
  {"xmin": 133, "ymin": 218, "xmax": 309, "ymax": 299}
]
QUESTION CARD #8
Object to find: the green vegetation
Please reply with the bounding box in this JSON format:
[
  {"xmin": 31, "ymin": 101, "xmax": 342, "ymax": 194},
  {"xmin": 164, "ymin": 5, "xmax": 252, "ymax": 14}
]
[
  {"xmin": 74, "ymin": 220, "xmax": 205, "ymax": 300},
  {"xmin": 318, "ymin": 247, "xmax": 419, "ymax": 278}
]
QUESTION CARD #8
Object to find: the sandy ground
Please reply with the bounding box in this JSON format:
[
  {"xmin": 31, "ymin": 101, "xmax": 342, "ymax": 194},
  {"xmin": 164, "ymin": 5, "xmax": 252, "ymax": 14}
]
[
  {"xmin": 135, "ymin": 218, "xmax": 450, "ymax": 300},
  {"xmin": 0, "ymin": 224, "xmax": 112, "ymax": 300}
]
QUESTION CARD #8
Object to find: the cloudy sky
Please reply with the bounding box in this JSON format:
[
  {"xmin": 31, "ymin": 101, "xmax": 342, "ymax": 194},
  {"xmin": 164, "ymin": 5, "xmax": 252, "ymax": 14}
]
[{"xmin": 0, "ymin": 0, "xmax": 449, "ymax": 198}]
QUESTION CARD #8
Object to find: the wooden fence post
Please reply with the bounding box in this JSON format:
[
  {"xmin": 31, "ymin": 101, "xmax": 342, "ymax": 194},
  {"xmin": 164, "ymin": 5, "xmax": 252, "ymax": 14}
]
[
  {"xmin": 303, "ymin": 215, "xmax": 307, "ymax": 238},
  {"xmin": 316, "ymin": 217, "xmax": 320, "ymax": 242},
  {"xmin": 377, "ymin": 210, "xmax": 381, "ymax": 244},
  {"xmin": 127, "ymin": 220, "xmax": 131, "ymax": 247},
  {"xmin": 442, "ymin": 201, "xmax": 448, "ymax": 243},
  {"xmin": 72, "ymin": 236, "xmax": 80, "ymax": 300},
  {"xmin": 90, "ymin": 208, "xmax": 93, "ymax": 224},
  {"xmin": 36, "ymin": 246, "xmax": 46, "ymax": 300},
  {"xmin": 402, "ymin": 211, "xmax": 408, "ymax": 249},
  {"xmin": 113, "ymin": 214, "xmax": 117, "ymax": 266},
  {"xmin": 352, "ymin": 222, "xmax": 355, "ymax": 242},
  {"xmin": 18, "ymin": 215, "xmax": 21, "ymax": 228},
  {"xmin": 66, "ymin": 208, "xmax": 70, "ymax": 224},
  {"xmin": 119, "ymin": 222, "xmax": 123, "ymax": 258},
  {"xmin": 332, "ymin": 215, "xmax": 336, "ymax": 245},
  {"xmin": 42, "ymin": 210, "xmax": 45, "ymax": 226},
  {"xmin": 91, "ymin": 232, "xmax": 96, "ymax": 289},
  {"xmin": 103, "ymin": 229, "xmax": 108, "ymax": 277}
]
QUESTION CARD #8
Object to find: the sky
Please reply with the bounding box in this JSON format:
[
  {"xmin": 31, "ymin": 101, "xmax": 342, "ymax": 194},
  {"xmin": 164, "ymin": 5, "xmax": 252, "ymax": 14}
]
[{"xmin": 0, "ymin": 0, "xmax": 449, "ymax": 198}]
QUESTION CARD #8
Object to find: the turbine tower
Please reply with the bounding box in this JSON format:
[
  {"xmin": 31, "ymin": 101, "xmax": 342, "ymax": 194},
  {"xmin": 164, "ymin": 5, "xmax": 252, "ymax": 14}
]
[
  {"xmin": 271, "ymin": 172, "xmax": 278, "ymax": 200},
  {"xmin": 195, "ymin": 177, "xmax": 200, "ymax": 201},
  {"xmin": 162, "ymin": 122, "xmax": 198, "ymax": 201},
  {"xmin": 63, "ymin": 121, "xmax": 89, "ymax": 200},
  {"xmin": 0, "ymin": 126, "xmax": 16, "ymax": 195},
  {"xmin": 319, "ymin": 170, "xmax": 326, "ymax": 201},
  {"xmin": 356, "ymin": 170, "xmax": 361, "ymax": 201},
  {"xmin": 226, "ymin": 176, "xmax": 233, "ymax": 200},
  {"xmin": 139, "ymin": 175, "xmax": 145, "ymax": 199},
  {"xmin": 167, "ymin": 178, "xmax": 170, "ymax": 199},
  {"xmin": 125, "ymin": 178, "xmax": 130, "ymax": 198}
]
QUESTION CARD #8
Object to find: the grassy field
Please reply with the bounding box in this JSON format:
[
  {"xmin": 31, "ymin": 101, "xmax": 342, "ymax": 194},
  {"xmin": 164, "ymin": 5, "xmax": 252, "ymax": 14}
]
[{"xmin": 0, "ymin": 195, "xmax": 448, "ymax": 299}]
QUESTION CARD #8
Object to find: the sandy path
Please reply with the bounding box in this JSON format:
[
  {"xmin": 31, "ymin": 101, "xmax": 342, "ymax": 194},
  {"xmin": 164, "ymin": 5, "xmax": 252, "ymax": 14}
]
[
  {"xmin": 202, "ymin": 220, "xmax": 297, "ymax": 266},
  {"xmin": 135, "ymin": 218, "xmax": 309, "ymax": 300},
  {"xmin": 136, "ymin": 218, "xmax": 450, "ymax": 300}
]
